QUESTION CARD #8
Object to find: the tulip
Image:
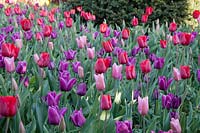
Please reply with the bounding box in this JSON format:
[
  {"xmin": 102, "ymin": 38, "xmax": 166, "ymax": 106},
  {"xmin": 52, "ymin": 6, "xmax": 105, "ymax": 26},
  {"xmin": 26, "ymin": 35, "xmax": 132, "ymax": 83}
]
[
  {"xmin": 173, "ymin": 67, "xmax": 181, "ymax": 81},
  {"xmin": 140, "ymin": 59, "xmax": 151, "ymax": 74},
  {"xmin": 77, "ymin": 83, "xmax": 87, "ymax": 96},
  {"xmin": 111, "ymin": 37, "xmax": 118, "ymax": 47},
  {"xmin": 35, "ymin": 32, "xmax": 43, "ymax": 41},
  {"xmin": 138, "ymin": 96, "xmax": 149, "ymax": 116},
  {"xmin": 158, "ymin": 76, "xmax": 173, "ymax": 91},
  {"xmin": 197, "ymin": 69, "xmax": 200, "ymax": 82},
  {"xmin": 87, "ymin": 47, "xmax": 95, "ymax": 59},
  {"xmin": 59, "ymin": 61, "xmax": 69, "ymax": 72},
  {"xmin": 102, "ymin": 40, "xmax": 113, "ymax": 53},
  {"xmin": 48, "ymin": 61, "xmax": 55, "ymax": 70},
  {"xmin": 154, "ymin": 57, "xmax": 165, "ymax": 69},
  {"xmin": 1, "ymin": 43, "xmax": 20, "ymax": 60},
  {"xmin": 94, "ymin": 58, "xmax": 107, "ymax": 74},
  {"xmin": 131, "ymin": 16, "xmax": 138, "ymax": 27},
  {"xmin": 0, "ymin": 54, "xmax": 5, "ymax": 68},
  {"xmin": 104, "ymin": 27, "xmax": 111, "ymax": 37},
  {"xmin": 15, "ymin": 39, "xmax": 23, "ymax": 49},
  {"xmin": 64, "ymin": 49, "xmax": 76, "ymax": 60},
  {"xmin": 180, "ymin": 65, "xmax": 190, "ymax": 79},
  {"xmin": 192, "ymin": 10, "xmax": 200, "ymax": 19},
  {"xmin": 169, "ymin": 22, "xmax": 177, "ymax": 32},
  {"xmin": 12, "ymin": 77, "xmax": 18, "ymax": 91},
  {"xmin": 126, "ymin": 65, "xmax": 136, "ymax": 80},
  {"xmin": 133, "ymin": 89, "xmax": 141, "ymax": 100},
  {"xmin": 141, "ymin": 14, "xmax": 148, "ymax": 23},
  {"xmin": 118, "ymin": 52, "xmax": 128, "ymax": 64},
  {"xmin": 37, "ymin": 52, "xmax": 50, "ymax": 68},
  {"xmin": 122, "ymin": 28, "xmax": 130, "ymax": 40},
  {"xmin": 65, "ymin": 17, "xmax": 73, "ymax": 28},
  {"xmin": 145, "ymin": 6, "xmax": 153, "ymax": 15},
  {"xmin": 51, "ymin": 31, "xmax": 57, "ymax": 39},
  {"xmin": 112, "ymin": 63, "xmax": 123, "ymax": 80},
  {"xmin": 48, "ymin": 106, "xmax": 67, "ymax": 125},
  {"xmin": 170, "ymin": 111, "xmax": 179, "ymax": 120},
  {"xmin": 72, "ymin": 61, "xmax": 81, "ymax": 73},
  {"xmin": 100, "ymin": 23, "xmax": 108, "ymax": 33},
  {"xmin": 64, "ymin": 11, "xmax": 71, "ymax": 18},
  {"xmin": 149, "ymin": 54, "xmax": 156, "ymax": 62},
  {"xmin": 171, "ymin": 95, "xmax": 181, "ymax": 109},
  {"xmin": 4, "ymin": 57, "xmax": 15, "ymax": 73},
  {"xmin": 172, "ymin": 33, "xmax": 180, "ymax": 45},
  {"xmin": 170, "ymin": 118, "xmax": 181, "ymax": 133},
  {"xmin": 114, "ymin": 30, "xmax": 121, "ymax": 38},
  {"xmin": 137, "ymin": 35, "xmax": 148, "ymax": 48},
  {"xmin": 24, "ymin": 30, "xmax": 33, "ymax": 41},
  {"xmin": 19, "ymin": 121, "xmax": 25, "ymax": 133},
  {"xmin": 93, "ymin": 32, "xmax": 99, "ymax": 39},
  {"xmin": 19, "ymin": 76, "xmax": 29, "ymax": 88},
  {"xmin": 162, "ymin": 94, "xmax": 173, "ymax": 110},
  {"xmin": 153, "ymin": 89, "xmax": 159, "ymax": 100},
  {"xmin": 115, "ymin": 120, "xmax": 132, "ymax": 133},
  {"xmin": 160, "ymin": 40, "xmax": 167, "ymax": 49},
  {"xmin": 78, "ymin": 66, "xmax": 84, "ymax": 78},
  {"xmin": 20, "ymin": 18, "xmax": 32, "ymax": 31},
  {"xmin": 101, "ymin": 94, "xmax": 112, "ymax": 110},
  {"xmin": 16, "ymin": 61, "xmax": 27, "ymax": 74},
  {"xmin": 179, "ymin": 32, "xmax": 192, "ymax": 46},
  {"xmin": 70, "ymin": 109, "xmax": 86, "ymax": 127},
  {"xmin": 43, "ymin": 25, "xmax": 52, "ymax": 37},
  {"xmin": 59, "ymin": 77, "xmax": 77, "ymax": 91},
  {"xmin": 48, "ymin": 13, "xmax": 55, "ymax": 23},
  {"xmin": 0, "ymin": 96, "xmax": 18, "ymax": 117},
  {"xmin": 43, "ymin": 91, "xmax": 62, "ymax": 106},
  {"xmin": 58, "ymin": 21, "xmax": 65, "ymax": 30},
  {"xmin": 76, "ymin": 36, "xmax": 87, "ymax": 49},
  {"xmin": 131, "ymin": 46, "xmax": 141, "ymax": 57},
  {"xmin": 94, "ymin": 74, "xmax": 105, "ymax": 91}
]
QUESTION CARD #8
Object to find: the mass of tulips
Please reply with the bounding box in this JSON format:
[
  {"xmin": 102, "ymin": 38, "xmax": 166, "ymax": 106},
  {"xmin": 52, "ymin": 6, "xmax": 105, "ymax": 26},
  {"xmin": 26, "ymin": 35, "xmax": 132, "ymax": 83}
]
[{"xmin": 0, "ymin": 1, "xmax": 200, "ymax": 133}]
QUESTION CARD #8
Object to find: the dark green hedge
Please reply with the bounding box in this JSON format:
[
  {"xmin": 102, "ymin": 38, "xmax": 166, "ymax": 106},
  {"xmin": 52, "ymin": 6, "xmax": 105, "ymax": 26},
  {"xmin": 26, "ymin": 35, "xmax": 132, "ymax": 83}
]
[{"xmin": 61, "ymin": 0, "xmax": 189, "ymax": 27}]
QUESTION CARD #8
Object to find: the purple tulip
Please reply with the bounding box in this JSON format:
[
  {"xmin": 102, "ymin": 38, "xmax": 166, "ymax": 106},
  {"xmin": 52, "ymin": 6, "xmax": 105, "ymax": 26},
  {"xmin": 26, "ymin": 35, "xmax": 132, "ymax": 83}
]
[
  {"xmin": 58, "ymin": 21, "xmax": 65, "ymax": 30},
  {"xmin": 197, "ymin": 69, "xmax": 200, "ymax": 82},
  {"xmin": 113, "ymin": 47, "xmax": 123, "ymax": 56},
  {"xmin": 51, "ymin": 31, "xmax": 57, "ymax": 39},
  {"xmin": 16, "ymin": 61, "xmax": 27, "ymax": 74},
  {"xmin": 149, "ymin": 53, "xmax": 157, "ymax": 62},
  {"xmin": 144, "ymin": 47, "xmax": 150, "ymax": 55},
  {"xmin": 0, "ymin": 34, "xmax": 6, "ymax": 46},
  {"xmin": 115, "ymin": 120, "xmax": 132, "ymax": 133},
  {"xmin": 11, "ymin": 32, "xmax": 21, "ymax": 42},
  {"xmin": 0, "ymin": 4, "xmax": 4, "ymax": 9},
  {"xmin": 170, "ymin": 111, "xmax": 179, "ymax": 120},
  {"xmin": 77, "ymin": 83, "xmax": 87, "ymax": 96},
  {"xmin": 20, "ymin": 76, "xmax": 29, "ymax": 88},
  {"xmin": 154, "ymin": 57, "xmax": 165, "ymax": 69},
  {"xmin": 58, "ymin": 61, "xmax": 69, "ymax": 72},
  {"xmin": 133, "ymin": 89, "xmax": 141, "ymax": 100},
  {"xmin": 131, "ymin": 46, "xmax": 141, "ymax": 57},
  {"xmin": 16, "ymin": 16, "xmax": 23, "ymax": 25},
  {"xmin": 158, "ymin": 76, "xmax": 173, "ymax": 91},
  {"xmin": 72, "ymin": 61, "xmax": 81, "ymax": 73},
  {"xmin": 191, "ymin": 31, "xmax": 198, "ymax": 43},
  {"xmin": 5, "ymin": 25, "xmax": 14, "ymax": 34},
  {"xmin": 59, "ymin": 70, "xmax": 70, "ymax": 80},
  {"xmin": 162, "ymin": 94, "xmax": 172, "ymax": 110},
  {"xmin": 43, "ymin": 91, "xmax": 62, "ymax": 106},
  {"xmin": 127, "ymin": 57, "xmax": 136, "ymax": 66},
  {"xmin": 48, "ymin": 61, "xmax": 55, "ymax": 70},
  {"xmin": 153, "ymin": 89, "xmax": 159, "ymax": 100},
  {"xmin": 0, "ymin": 54, "xmax": 5, "ymax": 68},
  {"xmin": 93, "ymin": 31, "xmax": 99, "ymax": 39},
  {"xmin": 8, "ymin": 17, "xmax": 14, "ymax": 24},
  {"xmin": 24, "ymin": 30, "xmax": 33, "ymax": 41},
  {"xmin": 64, "ymin": 49, "xmax": 77, "ymax": 60},
  {"xmin": 113, "ymin": 30, "xmax": 121, "ymax": 38},
  {"xmin": 59, "ymin": 77, "xmax": 76, "ymax": 91},
  {"xmin": 70, "ymin": 109, "xmax": 86, "ymax": 127},
  {"xmin": 104, "ymin": 27, "xmax": 111, "ymax": 37},
  {"xmin": 48, "ymin": 106, "xmax": 67, "ymax": 125},
  {"xmin": 22, "ymin": 9, "xmax": 27, "ymax": 15},
  {"xmin": 171, "ymin": 95, "xmax": 181, "ymax": 109},
  {"xmin": 97, "ymin": 48, "xmax": 105, "ymax": 58}
]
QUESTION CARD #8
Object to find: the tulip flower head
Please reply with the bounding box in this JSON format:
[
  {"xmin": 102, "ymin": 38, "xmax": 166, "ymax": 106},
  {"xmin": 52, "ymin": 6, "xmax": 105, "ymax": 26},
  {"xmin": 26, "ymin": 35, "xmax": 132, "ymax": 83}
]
[{"xmin": 138, "ymin": 96, "xmax": 149, "ymax": 116}]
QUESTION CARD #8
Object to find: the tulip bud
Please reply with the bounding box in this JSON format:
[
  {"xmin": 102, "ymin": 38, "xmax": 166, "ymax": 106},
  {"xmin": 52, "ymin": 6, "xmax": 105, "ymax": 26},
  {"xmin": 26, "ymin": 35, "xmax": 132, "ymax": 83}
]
[
  {"xmin": 15, "ymin": 39, "xmax": 23, "ymax": 49},
  {"xmin": 59, "ymin": 117, "xmax": 66, "ymax": 132},
  {"xmin": 60, "ymin": 45, "xmax": 64, "ymax": 53},
  {"xmin": 48, "ymin": 42, "xmax": 54, "ymax": 50},
  {"xmin": 33, "ymin": 54, "xmax": 39, "ymax": 63},
  {"xmin": 39, "ymin": 68, "xmax": 46, "ymax": 78},
  {"xmin": 12, "ymin": 77, "xmax": 18, "ymax": 91},
  {"xmin": 78, "ymin": 66, "xmax": 84, "ymax": 78},
  {"xmin": 19, "ymin": 121, "xmax": 25, "ymax": 133}
]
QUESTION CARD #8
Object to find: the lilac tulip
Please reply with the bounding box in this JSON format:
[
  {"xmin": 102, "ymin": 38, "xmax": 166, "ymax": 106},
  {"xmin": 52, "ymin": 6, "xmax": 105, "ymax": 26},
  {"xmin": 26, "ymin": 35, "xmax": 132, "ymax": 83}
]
[
  {"xmin": 127, "ymin": 57, "xmax": 136, "ymax": 66},
  {"xmin": 64, "ymin": 49, "xmax": 77, "ymax": 60},
  {"xmin": 131, "ymin": 46, "xmax": 141, "ymax": 57},
  {"xmin": 111, "ymin": 37, "xmax": 118, "ymax": 47},
  {"xmin": 48, "ymin": 61, "xmax": 55, "ymax": 70},
  {"xmin": 154, "ymin": 57, "xmax": 165, "ymax": 69},
  {"xmin": 70, "ymin": 109, "xmax": 86, "ymax": 127},
  {"xmin": 149, "ymin": 53, "xmax": 157, "ymax": 62},
  {"xmin": 158, "ymin": 76, "xmax": 173, "ymax": 91},
  {"xmin": 104, "ymin": 27, "xmax": 111, "ymax": 37},
  {"xmin": 113, "ymin": 30, "xmax": 121, "ymax": 38},
  {"xmin": 43, "ymin": 91, "xmax": 62, "ymax": 106},
  {"xmin": 59, "ymin": 77, "xmax": 77, "ymax": 91},
  {"xmin": 113, "ymin": 47, "xmax": 123, "ymax": 56},
  {"xmin": 112, "ymin": 63, "xmax": 123, "ymax": 80},
  {"xmin": 0, "ymin": 4, "xmax": 4, "ymax": 9},
  {"xmin": 24, "ymin": 30, "xmax": 33, "ymax": 41},
  {"xmin": 97, "ymin": 48, "xmax": 105, "ymax": 58},
  {"xmin": 59, "ymin": 70, "xmax": 70, "ymax": 80},
  {"xmin": 48, "ymin": 106, "xmax": 67, "ymax": 125},
  {"xmin": 115, "ymin": 120, "xmax": 132, "ymax": 133},
  {"xmin": 162, "ymin": 94, "xmax": 174, "ymax": 110},
  {"xmin": 72, "ymin": 61, "xmax": 81, "ymax": 73},
  {"xmin": 4, "ymin": 57, "xmax": 15, "ymax": 73},
  {"xmin": 11, "ymin": 32, "xmax": 21, "ymax": 42},
  {"xmin": 16, "ymin": 61, "xmax": 27, "ymax": 74},
  {"xmin": 77, "ymin": 83, "xmax": 87, "ymax": 96},
  {"xmin": 58, "ymin": 61, "xmax": 69, "ymax": 72},
  {"xmin": 144, "ymin": 47, "xmax": 150, "ymax": 55},
  {"xmin": 0, "ymin": 34, "xmax": 6, "ymax": 46}
]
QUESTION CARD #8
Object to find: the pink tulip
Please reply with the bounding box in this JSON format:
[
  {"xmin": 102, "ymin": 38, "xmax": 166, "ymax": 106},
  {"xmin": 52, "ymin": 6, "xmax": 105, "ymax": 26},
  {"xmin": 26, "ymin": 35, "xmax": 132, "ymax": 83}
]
[
  {"xmin": 78, "ymin": 66, "xmax": 84, "ymax": 78},
  {"xmin": 48, "ymin": 42, "xmax": 54, "ymax": 50},
  {"xmin": 138, "ymin": 96, "xmax": 149, "ymax": 116},
  {"xmin": 112, "ymin": 63, "xmax": 122, "ymax": 80},
  {"xmin": 87, "ymin": 47, "xmax": 95, "ymax": 59},
  {"xmin": 12, "ymin": 77, "xmax": 18, "ymax": 91},
  {"xmin": 94, "ymin": 74, "xmax": 105, "ymax": 91},
  {"xmin": 173, "ymin": 67, "xmax": 181, "ymax": 81},
  {"xmin": 15, "ymin": 39, "xmax": 23, "ymax": 49},
  {"xmin": 4, "ymin": 57, "xmax": 15, "ymax": 73},
  {"xmin": 170, "ymin": 118, "xmax": 181, "ymax": 133},
  {"xmin": 76, "ymin": 36, "xmax": 87, "ymax": 49},
  {"xmin": 33, "ymin": 54, "xmax": 39, "ymax": 64}
]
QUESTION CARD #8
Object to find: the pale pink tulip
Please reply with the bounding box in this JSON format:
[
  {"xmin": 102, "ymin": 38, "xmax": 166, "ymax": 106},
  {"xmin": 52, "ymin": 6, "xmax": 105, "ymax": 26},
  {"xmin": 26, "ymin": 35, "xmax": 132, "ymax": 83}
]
[
  {"xmin": 170, "ymin": 118, "xmax": 181, "ymax": 133},
  {"xmin": 15, "ymin": 39, "xmax": 23, "ymax": 49},
  {"xmin": 112, "ymin": 63, "xmax": 122, "ymax": 80},
  {"xmin": 138, "ymin": 96, "xmax": 149, "ymax": 116},
  {"xmin": 87, "ymin": 47, "xmax": 95, "ymax": 59},
  {"xmin": 4, "ymin": 57, "xmax": 15, "ymax": 73},
  {"xmin": 33, "ymin": 54, "xmax": 39, "ymax": 63},
  {"xmin": 94, "ymin": 74, "xmax": 105, "ymax": 91},
  {"xmin": 76, "ymin": 36, "xmax": 87, "ymax": 49},
  {"xmin": 48, "ymin": 42, "xmax": 54, "ymax": 50},
  {"xmin": 173, "ymin": 67, "xmax": 181, "ymax": 81},
  {"xmin": 78, "ymin": 66, "xmax": 84, "ymax": 78}
]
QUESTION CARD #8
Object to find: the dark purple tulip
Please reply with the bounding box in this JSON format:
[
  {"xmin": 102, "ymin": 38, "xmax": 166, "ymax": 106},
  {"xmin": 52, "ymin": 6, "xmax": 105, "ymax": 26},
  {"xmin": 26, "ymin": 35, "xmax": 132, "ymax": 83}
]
[
  {"xmin": 11, "ymin": 32, "xmax": 21, "ymax": 42},
  {"xmin": 127, "ymin": 57, "xmax": 136, "ymax": 66},
  {"xmin": 24, "ymin": 30, "xmax": 33, "ymax": 41},
  {"xmin": 170, "ymin": 111, "xmax": 179, "ymax": 120},
  {"xmin": 97, "ymin": 48, "xmax": 105, "ymax": 58},
  {"xmin": 20, "ymin": 76, "xmax": 29, "ymax": 88},
  {"xmin": 16, "ymin": 61, "xmax": 27, "ymax": 74},
  {"xmin": 51, "ymin": 31, "xmax": 57, "ymax": 39},
  {"xmin": 149, "ymin": 53, "xmax": 157, "ymax": 62},
  {"xmin": 197, "ymin": 69, "xmax": 200, "ymax": 82},
  {"xmin": 131, "ymin": 46, "xmax": 141, "ymax": 57},
  {"xmin": 59, "ymin": 77, "xmax": 77, "ymax": 91},
  {"xmin": 133, "ymin": 89, "xmax": 140, "ymax": 100},
  {"xmin": 58, "ymin": 21, "xmax": 65, "ymax": 30},
  {"xmin": 5, "ymin": 25, "xmax": 14, "ymax": 34},
  {"xmin": 162, "ymin": 94, "xmax": 172, "ymax": 110},
  {"xmin": 154, "ymin": 57, "xmax": 165, "ymax": 69},
  {"xmin": 113, "ymin": 30, "xmax": 121, "ymax": 38},
  {"xmin": 64, "ymin": 49, "xmax": 77, "ymax": 60},
  {"xmin": 70, "ymin": 109, "xmax": 86, "ymax": 127},
  {"xmin": 144, "ymin": 47, "xmax": 150, "ymax": 55},
  {"xmin": 171, "ymin": 95, "xmax": 181, "ymax": 109},
  {"xmin": 72, "ymin": 61, "xmax": 81, "ymax": 73},
  {"xmin": 93, "ymin": 31, "xmax": 99, "ymax": 39},
  {"xmin": 153, "ymin": 89, "xmax": 159, "ymax": 100},
  {"xmin": 158, "ymin": 76, "xmax": 173, "ymax": 91},
  {"xmin": 115, "ymin": 120, "xmax": 132, "ymax": 133},
  {"xmin": 77, "ymin": 83, "xmax": 87, "ymax": 96},
  {"xmin": 43, "ymin": 91, "xmax": 62, "ymax": 106},
  {"xmin": 113, "ymin": 47, "xmax": 123, "ymax": 56},
  {"xmin": 48, "ymin": 106, "xmax": 67, "ymax": 125},
  {"xmin": 48, "ymin": 61, "xmax": 55, "ymax": 70},
  {"xmin": 0, "ymin": 4, "xmax": 4, "ymax": 9},
  {"xmin": 59, "ymin": 61, "xmax": 69, "ymax": 72},
  {"xmin": 59, "ymin": 70, "xmax": 70, "ymax": 80},
  {"xmin": 0, "ymin": 54, "xmax": 5, "ymax": 68},
  {"xmin": 104, "ymin": 27, "xmax": 111, "ymax": 37}
]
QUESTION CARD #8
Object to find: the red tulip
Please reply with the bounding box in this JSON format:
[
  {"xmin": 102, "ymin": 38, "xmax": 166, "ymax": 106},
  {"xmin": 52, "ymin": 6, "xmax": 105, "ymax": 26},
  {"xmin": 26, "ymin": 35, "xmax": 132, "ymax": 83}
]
[
  {"xmin": 169, "ymin": 22, "xmax": 177, "ymax": 32},
  {"xmin": 101, "ymin": 95, "xmax": 112, "ymax": 110},
  {"xmin": 37, "ymin": 18, "xmax": 43, "ymax": 26},
  {"xmin": 43, "ymin": 25, "xmax": 52, "ymax": 37},
  {"xmin": 48, "ymin": 13, "xmax": 55, "ymax": 23},
  {"xmin": 70, "ymin": 9, "xmax": 76, "ymax": 15},
  {"xmin": 141, "ymin": 14, "xmax": 148, "ymax": 23},
  {"xmin": 76, "ymin": 6, "xmax": 82, "ymax": 12},
  {"xmin": 64, "ymin": 11, "xmax": 71, "ymax": 18},
  {"xmin": 122, "ymin": 28, "xmax": 130, "ymax": 40},
  {"xmin": 137, "ymin": 35, "xmax": 148, "ymax": 48},
  {"xmin": 140, "ymin": 59, "xmax": 151, "ymax": 74},
  {"xmin": 180, "ymin": 65, "xmax": 190, "ymax": 79},
  {"xmin": 20, "ymin": 18, "xmax": 32, "ymax": 31},
  {"xmin": 160, "ymin": 40, "xmax": 167, "ymax": 48},
  {"xmin": 37, "ymin": 52, "xmax": 50, "ymax": 68},
  {"xmin": 65, "ymin": 17, "xmax": 73, "ymax": 28},
  {"xmin": 4, "ymin": 7, "xmax": 12, "ymax": 16},
  {"xmin": 118, "ymin": 52, "xmax": 128, "ymax": 64},
  {"xmin": 14, "ymin": 6, "xmax": 22, "ymax": 15},
  {"xmin": 102, "ymin": 40, "xmax": 113, "ymax": 53},
  {"xmin": 192, "ymin": 10, "xmax": 200, "ymax": 19},
  {"xmin": 94, "ymin": 58, "xmax": 108, "ymax": 74},
  {"xmin": 145, "ymin": 6, "xmax": 153, "ymax": 15},
  {"xmin": 1, "ymin": 43, "xmax": 20, "ymax": 59},
  {"xmin": 0, "ymin": 96, "xmax": 18, "ymax": 117},
  {"xmin": 100, "ymin": 23, "xmax": 108, "ymax": 33},
  {"xmin": 179, "ymin": 32, "xmax": 192, "ymax": 46},
  {"xmin": 40, "ymin": 10, "xmax": 48, "ymax": 17},
  {"xmin": 126, "ymin": 65, "xmax": 136, "ymax": 80},
  {"xmin": 172, "ymin": 34, "xmax": 180, "ymax": 45},
  {"xmin": 131, "ymin": 16, "xmax": 138, "ymax": 26}
]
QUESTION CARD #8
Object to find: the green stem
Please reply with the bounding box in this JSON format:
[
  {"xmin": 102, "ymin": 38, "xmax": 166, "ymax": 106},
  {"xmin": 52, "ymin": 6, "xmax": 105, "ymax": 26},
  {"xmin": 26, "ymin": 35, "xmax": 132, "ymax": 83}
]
[
  {"xmin": 142, "ymin": 116, "xmax": 145, "ymax": 133},
  {"xmin": 5, "ymin": 118, "xmax": 10, "ymax": 133}
]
